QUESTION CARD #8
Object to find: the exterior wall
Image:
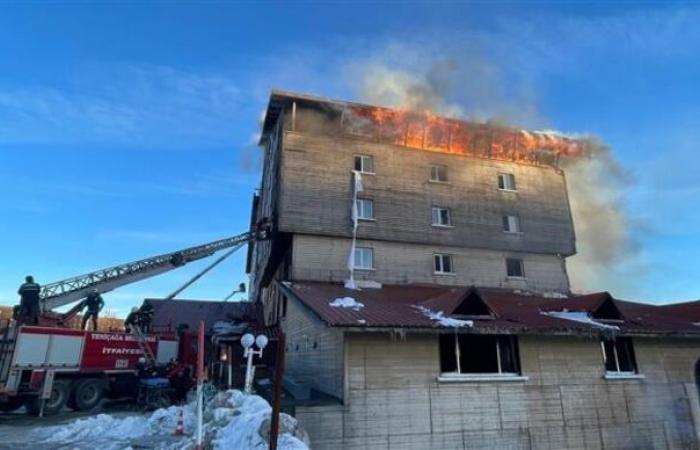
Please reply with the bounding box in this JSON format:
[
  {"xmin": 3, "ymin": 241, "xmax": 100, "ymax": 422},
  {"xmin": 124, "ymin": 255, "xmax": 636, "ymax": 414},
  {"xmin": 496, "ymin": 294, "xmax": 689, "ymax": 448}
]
[
  {"xmin": 280, "ymin": 294, "xmax": 344, "ymax": 399},
  {"xmin": 295, "ymin": 332, "xmax": 700, "ymax": 450},
  {"xmin": 279, "ymin": 131, "xmax": 576, "ymax": 257},
  {"xmin": 292, "ymin": 234, "xmax": 570, "ymax": 292}
]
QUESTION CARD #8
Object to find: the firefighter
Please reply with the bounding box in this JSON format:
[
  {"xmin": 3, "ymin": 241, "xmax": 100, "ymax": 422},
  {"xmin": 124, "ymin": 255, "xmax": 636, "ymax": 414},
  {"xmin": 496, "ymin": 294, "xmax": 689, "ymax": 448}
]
[
  {"xmin": 17, "ymin": 275, "xmax": 41, "ymax": 325},
  {"xmin": 81, "ymin": 288, "xmax": 104, "ymax": 331},
  {"xmin": 124, "ymin": 306, "xmax": 140, "ymax": 333},
  {"xmin": 138, "ymin": 302, "xmax": 154, "ymax": 333}
]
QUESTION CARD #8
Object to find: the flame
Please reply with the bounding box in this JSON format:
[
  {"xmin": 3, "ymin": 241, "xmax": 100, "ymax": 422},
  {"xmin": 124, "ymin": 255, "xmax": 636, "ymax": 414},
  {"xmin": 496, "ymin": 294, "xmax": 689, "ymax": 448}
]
[{"xmin": 343, "ymin": 105, "xmax": 586, "ymax": 166}]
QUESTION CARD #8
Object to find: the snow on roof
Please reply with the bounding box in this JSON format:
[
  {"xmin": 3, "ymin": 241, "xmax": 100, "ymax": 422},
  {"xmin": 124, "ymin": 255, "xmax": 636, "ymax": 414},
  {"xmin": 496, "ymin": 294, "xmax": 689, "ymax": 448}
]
[
  {"xmin": 329, "ymin": 297, "xmax": 365, "ymax": 311},
  {"xmin": 414, "ymin": 305, "xmax": 473, "ymax": 328},
  {"xmin": 541, "ymin": 310, "xmax": 619, "ymax": 330}
]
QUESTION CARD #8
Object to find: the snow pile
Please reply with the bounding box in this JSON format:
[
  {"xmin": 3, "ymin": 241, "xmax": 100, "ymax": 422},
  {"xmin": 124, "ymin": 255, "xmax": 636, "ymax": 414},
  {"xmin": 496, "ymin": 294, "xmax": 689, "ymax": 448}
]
[
  {"xmin": 329, "ymin": 296, "xmax": 365, "ymax": 311},
  {"xmin": 414, "ymin": 306, "xmax": 473, "ymax": 327},
  {"xmin": 32, "ymin": 390, "xmax": 309, "ymax": 450},
  {"xmin": 541, "ymin": 310, "xmax": 619, "ymax": 330},
  {"xmin": 36, "ymin": 413, "xmax": 150, "ymax": 443},
  {"xmin": 212, "ymin": 390, "xmax": 309, "ymax": 450}
]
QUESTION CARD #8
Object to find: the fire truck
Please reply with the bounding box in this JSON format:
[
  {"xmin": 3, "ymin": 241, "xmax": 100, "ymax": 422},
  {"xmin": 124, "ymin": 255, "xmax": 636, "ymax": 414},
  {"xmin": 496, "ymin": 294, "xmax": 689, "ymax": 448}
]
[{"xmin": 0, "ymin": 227, "xmax": 267, "ymax": 415}]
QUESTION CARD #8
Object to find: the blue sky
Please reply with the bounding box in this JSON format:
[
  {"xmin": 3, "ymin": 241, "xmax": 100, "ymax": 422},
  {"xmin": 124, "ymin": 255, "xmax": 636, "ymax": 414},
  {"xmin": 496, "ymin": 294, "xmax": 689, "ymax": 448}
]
[{"xmin": 1, "ymin": 2, "xmax": 699, "ymax": 314}]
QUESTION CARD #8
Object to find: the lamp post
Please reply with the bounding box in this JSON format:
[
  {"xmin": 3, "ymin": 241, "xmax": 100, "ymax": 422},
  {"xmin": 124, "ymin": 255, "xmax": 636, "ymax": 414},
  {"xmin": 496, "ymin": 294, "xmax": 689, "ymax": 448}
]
[{"xmin": 241, "ymin": 333, "xmax": 268, "ymax": 394}]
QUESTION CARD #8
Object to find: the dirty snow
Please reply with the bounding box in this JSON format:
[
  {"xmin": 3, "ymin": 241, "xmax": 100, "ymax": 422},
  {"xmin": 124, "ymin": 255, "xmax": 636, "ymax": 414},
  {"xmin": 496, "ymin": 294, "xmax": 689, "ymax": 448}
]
[
  {"xmin": 30, "ymin": 390, "xmax": 310, "ymax": 450},
  {"xmin": 541, "ymin": 310, "xmax": 619, "ymax": 330},
  {"xmin": 414, "ymin": 306, "xmax": 473, "ymax": 327},
  {"xmin": 329, "ymin": 297, "xmax": 365, "ymax": 310}
]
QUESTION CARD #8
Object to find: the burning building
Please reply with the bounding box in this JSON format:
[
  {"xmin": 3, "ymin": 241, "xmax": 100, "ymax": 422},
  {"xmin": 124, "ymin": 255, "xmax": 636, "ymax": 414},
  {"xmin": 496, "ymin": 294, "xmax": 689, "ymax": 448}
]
[{"xmin": 247, "ymin": 90, "xmax": 700, "ymax": 449}]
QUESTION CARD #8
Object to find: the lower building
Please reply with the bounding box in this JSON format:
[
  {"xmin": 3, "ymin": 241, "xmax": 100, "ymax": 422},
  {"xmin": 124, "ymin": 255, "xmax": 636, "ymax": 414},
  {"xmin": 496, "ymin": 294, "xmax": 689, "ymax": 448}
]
[{"xmin": 275, "ymin": 282, "xmax": 700, "ymax": 450}]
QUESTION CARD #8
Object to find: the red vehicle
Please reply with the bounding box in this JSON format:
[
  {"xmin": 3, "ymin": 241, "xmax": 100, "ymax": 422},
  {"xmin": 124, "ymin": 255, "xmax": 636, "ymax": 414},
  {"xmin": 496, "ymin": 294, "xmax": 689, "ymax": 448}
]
[
  {"xmin": 0, "ymin": 228, "xmax": 264, "ymax": 415},
  {"xmin": 0, "ymin": 325, "xmax": 178, "ymax": 414}
]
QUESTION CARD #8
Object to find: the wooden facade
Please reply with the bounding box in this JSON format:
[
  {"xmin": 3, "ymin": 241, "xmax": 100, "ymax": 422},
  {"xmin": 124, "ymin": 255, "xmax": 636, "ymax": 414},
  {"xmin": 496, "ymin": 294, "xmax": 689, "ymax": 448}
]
[
  {"xmin": 287, "ymin": 303, "xmax": 700, "ymax": 449},
  {"xmin": 248, "ymin": 92, "xmax": 700, "ymax": 449}
]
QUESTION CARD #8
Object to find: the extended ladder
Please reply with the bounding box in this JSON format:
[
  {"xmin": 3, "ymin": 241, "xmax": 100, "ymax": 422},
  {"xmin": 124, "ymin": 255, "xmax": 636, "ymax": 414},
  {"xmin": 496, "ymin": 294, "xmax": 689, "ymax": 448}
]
[{"xmin": 131, "ymin": 325, "xmax": 156, "ymax": 365}]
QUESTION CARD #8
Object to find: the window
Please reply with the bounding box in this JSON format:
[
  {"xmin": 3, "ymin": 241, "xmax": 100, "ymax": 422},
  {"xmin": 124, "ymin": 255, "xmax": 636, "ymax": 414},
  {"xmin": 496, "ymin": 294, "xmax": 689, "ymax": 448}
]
[
  {"xmin": 439, "ymin": 334, "xmax": 521, "ymax": 375},
  {"xmin": 430, "ymin": 165, "xmax": 448, "ymax": 182},
  {"xmin": 502, "ymin": 215, "xmax": 521, "ymax": 233},
  {"xmin": 434, "ymin": 254, "xmax": 454, "ymax": 274},
  {"xmin": 506, "ymin": 258, "xmax": 525, "ymax": 277},
  {"xmin": 353, "ymin": 247, "xmax": 374, "ymax": 270},
  {"xmin": 356, "ymin": 198, "xmax": 374, "ymax": 220},
  {"xmin": 354, "ymin": 155, "xmax": 374, "ymax": 174},
  {"xmin": 601, "ymin": 337, "xmax": 638, "ymax": 374},
  {"xmin": 431, "ymin": 207, "xmax": 452, "ymax": 226},
  {"xmin": 498, "ymin": 173, "xmax": 517, "ymax": 191}
]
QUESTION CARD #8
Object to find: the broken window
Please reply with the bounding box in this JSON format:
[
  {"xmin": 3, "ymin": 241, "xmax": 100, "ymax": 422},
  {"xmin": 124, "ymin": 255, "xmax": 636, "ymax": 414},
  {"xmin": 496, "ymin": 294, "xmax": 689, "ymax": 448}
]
[
  {"xmin": 506, "ymin": 258, "xmax": 525, "ymax": 277},
  {"xmin": 430, "ymin": 165, "xmax": 448, "ymax": 182},
  {"xmin": 601, "ymin": 337, "xmax": 638, "ymax": 374},
  {"xmin": 502, "ymin": 215, "xmax": 521, "ymax": 233},
  {"xmin": 354, "ymin": 154, "xmax": 374, "ymax": 174},
  {"xmin": 353, "ymin": 247, "xmax": 374, "ymax": 270},
  {"xmin": 356, "ymin": 198, "xmax": 374, "ymax": 220},
  {"xmin": 434, "ymin": 254, "xmax": 454, "ymax": 274},
  {"xmin": 439, "ymin": 334, "xmax": 521, "ymax": 375},
  {"xmin": 431, "ymin": 206, "xmax": 452, "ymax": 226},
  {"xmin": 498, "ymin": 173, "xmax": 517, "ymax": 191}
]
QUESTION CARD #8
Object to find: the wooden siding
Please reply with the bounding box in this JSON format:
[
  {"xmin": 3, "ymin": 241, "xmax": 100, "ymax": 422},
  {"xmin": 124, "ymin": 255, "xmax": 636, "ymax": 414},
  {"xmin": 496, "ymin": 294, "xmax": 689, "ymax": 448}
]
[
  {"xmin": 278, "ymin": 132, "xmax": 576, "ymax": 256},
  {"xmin": 292, "ymin": 234, "xmax": 570, "ymax": 292},
  {"xmin": 280, "ymin": 293, "xmax": 344, "ymax": 399},
  {"xmin": 294, "ymin": 331, "xmax": 700, "ymax": 450}
]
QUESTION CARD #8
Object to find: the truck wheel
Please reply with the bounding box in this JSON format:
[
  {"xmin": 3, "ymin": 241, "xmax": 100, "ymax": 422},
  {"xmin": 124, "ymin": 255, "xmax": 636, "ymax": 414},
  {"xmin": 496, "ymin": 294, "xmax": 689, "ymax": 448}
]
[
  {"xmin": 25, "ymin": 379, "xmax": 70, "ymax": 416},
  {"xmin": 71, "ymin": 378, "xmax": 104, "ymax": 411},
  {"xmin": 0, "ymin": 396, "xmax": 25, "ymax": 413}
]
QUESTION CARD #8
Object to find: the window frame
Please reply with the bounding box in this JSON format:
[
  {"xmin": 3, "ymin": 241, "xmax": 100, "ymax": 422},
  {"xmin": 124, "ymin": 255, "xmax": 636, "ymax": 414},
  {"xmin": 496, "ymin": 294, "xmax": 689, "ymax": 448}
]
[
  {"xmin": 433, "ymin": 253, "xmax": 455, "ymax": 275},
  {"xmin": 356, "ymin": 198, "xmax": 375, "ymax": 221},
  {"xmin": 497, "ymin": 173, "xmax": 517, "ymax": 191},
  {"xmin": 502, "ymin": 215, "xmax": 522, "ymax": 234},
  {"xmin": 601, "ymin": 337, "xmax": 643, "ymax": 379},
  {"xmin": 506, "ymin": 257, "xmax": 525, "ymax": 278},
  {"xmin": 354, "ymin": 154, "xmax": 375, "ymax": 174},
  {"xmin": 431, "ymin": 206, "xmax": 453, "ymax": 227},
  {"xmin": 429, "ymin": 164, "xmax": 449, "ymax": 183},
  {"xmin": 438, "ymin": 334, "xmax": 527, "ymax": 382},
  {"xmin": 353, "ymin": 246, "xmax": 374, "ymax": 270}
]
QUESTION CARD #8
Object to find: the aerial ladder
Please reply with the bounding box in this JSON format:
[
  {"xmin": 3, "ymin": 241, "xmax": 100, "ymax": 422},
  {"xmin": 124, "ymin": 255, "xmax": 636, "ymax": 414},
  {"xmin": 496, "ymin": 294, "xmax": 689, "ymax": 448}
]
[
  {"xmin": 38, "ymin": 226, "xmax": 268, "ymax": 312},
  {"xmin": 3, "ymin": 222, "xmax": 269, "ymax": 362}
]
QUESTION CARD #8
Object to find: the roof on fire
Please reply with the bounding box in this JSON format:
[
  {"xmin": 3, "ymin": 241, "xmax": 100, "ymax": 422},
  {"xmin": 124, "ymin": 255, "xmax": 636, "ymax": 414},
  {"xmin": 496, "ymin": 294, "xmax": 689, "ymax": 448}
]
[
  {"xmin": 143, "ymin": 298, "xmax": 262, "ymax": 334},
  {"xmin": 277, "ymin": 281, "xmax": 700, "ymax": 337}
]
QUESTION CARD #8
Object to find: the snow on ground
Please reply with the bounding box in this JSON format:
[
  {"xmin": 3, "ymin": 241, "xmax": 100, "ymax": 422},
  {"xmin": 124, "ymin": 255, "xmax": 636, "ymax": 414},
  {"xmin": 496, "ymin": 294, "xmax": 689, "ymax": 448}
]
[
  {"xmin": 414, "ymin": 306, "xmax": 473, "ymax": 327},
  {"xmin": 329, "ymin": 297, "xmax": 364, "ymax": 311},
  {"xmin": 28, "ymin": 390, "xmax": 310, "ymax": 450},
  {"xmin": 541, "ymin": 310, "xmax": 619, "ymax": 330}
]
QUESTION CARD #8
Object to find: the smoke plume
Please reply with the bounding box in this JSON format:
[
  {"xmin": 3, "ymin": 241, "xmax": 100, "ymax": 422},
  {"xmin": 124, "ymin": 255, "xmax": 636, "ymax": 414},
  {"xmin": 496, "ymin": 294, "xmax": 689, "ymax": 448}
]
[{"xmin": 348, "ymin": 58, "xmax": 640, "ymax": 293}]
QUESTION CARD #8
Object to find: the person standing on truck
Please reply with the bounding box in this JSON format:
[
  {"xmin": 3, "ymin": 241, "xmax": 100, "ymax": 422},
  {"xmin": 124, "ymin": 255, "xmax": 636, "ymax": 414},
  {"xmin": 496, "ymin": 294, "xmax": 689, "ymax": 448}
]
[
  {"xmin": 124, "ymin": 306, "xmax": 140, "ymax": 332},
  {"xmin": 81, "ymin": 288, "xmax": 104, "ymax": 331},
  {"xmin": 17, "ymin": 275, "xmax": 41, "ymax": 325},
  {"xmin": 138, "ymin": 302, "xmax": 154, "ymax": 333}
]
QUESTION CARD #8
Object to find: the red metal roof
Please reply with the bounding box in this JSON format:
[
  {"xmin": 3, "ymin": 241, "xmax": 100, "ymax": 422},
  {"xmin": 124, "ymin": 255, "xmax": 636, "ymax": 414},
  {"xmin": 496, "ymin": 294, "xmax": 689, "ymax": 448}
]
[
  {"xmin": 143, "ymin": 299, "xmax": 261, "ymax": 333},
  {"xmin": 278, "ymin": 282, "xmax": 700, "ymax": 337}
]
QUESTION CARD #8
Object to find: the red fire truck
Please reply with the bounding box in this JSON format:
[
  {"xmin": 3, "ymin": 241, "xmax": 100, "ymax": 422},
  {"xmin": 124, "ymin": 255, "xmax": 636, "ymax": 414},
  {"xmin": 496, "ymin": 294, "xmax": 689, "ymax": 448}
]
[{"xmin": 0, "ymin": 228, "xmax": 265, "ymax": 415}]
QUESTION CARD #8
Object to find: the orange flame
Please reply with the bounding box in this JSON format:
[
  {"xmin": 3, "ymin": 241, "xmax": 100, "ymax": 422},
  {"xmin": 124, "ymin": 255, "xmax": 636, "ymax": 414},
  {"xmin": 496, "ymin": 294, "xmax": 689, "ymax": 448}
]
[{"xmin": 343, "ymin": 105, "xmax": 586, "ymax": 166}]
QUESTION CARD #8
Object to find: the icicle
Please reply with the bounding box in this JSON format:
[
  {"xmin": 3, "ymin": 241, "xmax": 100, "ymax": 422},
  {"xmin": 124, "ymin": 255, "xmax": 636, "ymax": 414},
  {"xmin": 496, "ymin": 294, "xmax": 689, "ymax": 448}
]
[{"xmin": 345, "ymin": 170, "xmax": 363, "ymax": 290}]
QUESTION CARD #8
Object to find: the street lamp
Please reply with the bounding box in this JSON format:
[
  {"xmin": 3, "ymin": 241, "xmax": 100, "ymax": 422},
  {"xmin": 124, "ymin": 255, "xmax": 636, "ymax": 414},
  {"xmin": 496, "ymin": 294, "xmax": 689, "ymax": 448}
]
[{"xmin": 241, "ymin": 333, "xmax": 268, "ymax": 393}]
